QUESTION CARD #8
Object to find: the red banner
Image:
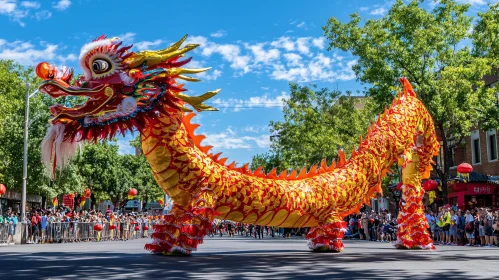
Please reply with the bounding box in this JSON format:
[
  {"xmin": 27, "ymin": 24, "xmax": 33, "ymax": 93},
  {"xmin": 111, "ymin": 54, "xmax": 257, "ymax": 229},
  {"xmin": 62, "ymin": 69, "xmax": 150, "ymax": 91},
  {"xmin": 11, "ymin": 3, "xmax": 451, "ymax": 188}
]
[{"xmin": 63, "ymin": 194, "xmax": 74, "ymax": 208}]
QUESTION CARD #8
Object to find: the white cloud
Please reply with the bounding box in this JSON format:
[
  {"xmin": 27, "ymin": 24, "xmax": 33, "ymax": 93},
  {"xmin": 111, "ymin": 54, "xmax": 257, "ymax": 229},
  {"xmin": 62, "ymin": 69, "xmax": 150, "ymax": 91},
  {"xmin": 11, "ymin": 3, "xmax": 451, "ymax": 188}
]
[
  {"xmin": 35, "ymin": 10, "xmax": 51, "ymax": 20},
  {"xmin": 245, "ymin": 43, "xmax": 280, "ymax": 64},
  {"xmin": 135, "ymin": 39, "xmax": 163, "ymax": 50},
  {"xmin": 119, "ymin": 32, "xmax": 136, "ymax": 43},
  {"xmin": 297, "ymin": 21, "xmax": 306, "ymax": 28},
  {"xmin": 370, "ymin": 7, "xmax": 386, "ymax": 16},
  {"xmin": 210, "ymin": 30, "xmax": 227, "ymax": 38},
  {"xmin": 211, "ymin": 91, "xmax": 289, "ymax": 112},
  {"xmin": 53, "ymin": 0, "xmax": 71, "ymax": 11},
  {"xmin": 202, "ymin": 127, "xmax": 270, "ymax": 150},
  {"xmin": 243, "ymin": 125, "xmax": 268, "ymax": 133},
  {"xmin": 0, "ymin": 0, "xmax": 16, "ymax": 14},
  {"xmin": 296, "ymin": 37, "xmax": 311, "ymax": 55},
  {"xmin": 312, "ymin": 37, "xmax": 325, "ymax": 50},
  {"xmin": 283, "ymin": 53, "xmax": 302, "ymax": 67},
  {"xmin": 271, "ymin": 55, "xmax": 356, "ymax": 82},
  {"xmin": 0, "ymin": 0, "xmax": 29, "ymax": 26},
  {"xmin": 457, "ymin": 0, "xmax": 486, "ymax": 5},
  {"xmin": 270, "ymin": 37, "xmax": 295, "ymax": 51},
  {"xmin": 21, "ymin": 1, "xmax": 40, "ymax": 9},
  {"xmin": 0, "ymin": 39, "xmax": 76, "ymax": 66},
  {"xmin": 360, "ymin": 6, "xmax": 369, "ymax": 11}
]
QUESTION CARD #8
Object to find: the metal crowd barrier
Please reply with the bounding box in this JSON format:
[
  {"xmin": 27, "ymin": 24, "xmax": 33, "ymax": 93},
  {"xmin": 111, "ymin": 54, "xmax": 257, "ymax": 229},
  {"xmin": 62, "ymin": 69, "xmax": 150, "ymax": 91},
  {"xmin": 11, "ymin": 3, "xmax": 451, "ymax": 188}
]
[
  {"xmin": 0, "ymin": 223, "xmax": 14, "ymax": 244},
  {"xmin": 25, "ymin": 221, "xmax": 153, "ymax": 244}
]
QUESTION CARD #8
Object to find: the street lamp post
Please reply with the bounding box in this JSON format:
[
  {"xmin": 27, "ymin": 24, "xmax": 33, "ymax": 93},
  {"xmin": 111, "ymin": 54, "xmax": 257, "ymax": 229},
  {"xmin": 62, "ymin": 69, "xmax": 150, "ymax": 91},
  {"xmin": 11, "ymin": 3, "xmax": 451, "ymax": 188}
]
[{"xmin": 21, "ymin": 83, "xmax": 39, "ymax": 222}]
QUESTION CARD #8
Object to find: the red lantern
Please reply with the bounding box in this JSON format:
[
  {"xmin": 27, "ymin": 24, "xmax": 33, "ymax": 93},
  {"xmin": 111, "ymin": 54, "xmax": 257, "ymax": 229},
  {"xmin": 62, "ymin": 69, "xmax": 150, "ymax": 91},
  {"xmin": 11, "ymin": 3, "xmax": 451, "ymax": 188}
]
[
  {"xmin": 395, "ymin": 182, "xmax": 403, "ymax": 191},
  {"xmin": 94, "ymin": 224, "xmax": 103, "ymax": 231},
  {"xmin": 422, "ymin": 180, "xmax": 438, "ymax": 191},
  {"xmin": 128, "ymin": 188, "xmax": 138, "ymax": 199},
  {"xmin": 144, "ymin": 226, "xmax": 149, "ymax": 230},
  {"xmin": 134, "ymin": 226, "xmax": 140, "ymax": 231},
  {"xmin": 457, "ymin": 163, "xmax": 473, "ymax": 174},
  {"xmin": 109, "ymin": 225, "xmax": 116, "ymax": 230},
  {"xmin": 0, "ymin": 184, "xmax": 6, "ymax": 197},
  {"xmin": 158, "ymin": 199, "xmax": 164, "ymax": 205}
]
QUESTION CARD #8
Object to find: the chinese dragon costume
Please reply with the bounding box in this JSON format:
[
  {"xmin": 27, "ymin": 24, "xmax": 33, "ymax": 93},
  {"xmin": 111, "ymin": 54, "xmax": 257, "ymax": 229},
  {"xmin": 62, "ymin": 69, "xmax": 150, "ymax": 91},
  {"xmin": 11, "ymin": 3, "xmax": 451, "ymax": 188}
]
[{"xmin": 36, "ymin": 35, "xmax": 439, "ymax": 255}]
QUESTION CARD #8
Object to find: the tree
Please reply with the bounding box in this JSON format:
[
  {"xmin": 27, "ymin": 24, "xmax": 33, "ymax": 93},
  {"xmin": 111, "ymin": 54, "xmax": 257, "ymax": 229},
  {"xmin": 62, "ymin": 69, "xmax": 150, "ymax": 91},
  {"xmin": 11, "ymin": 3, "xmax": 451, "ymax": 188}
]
[
  {"xmin": 472, "ymin": 2, "xmax": 499, "ymax": 129},
  {"xmin": 251, "ymin": 83, "xmax": 375, "ymax": 175},
  {"xmin": 0, "ymin": 60, "xmax": 56, "ymax": 196},
  {"xmin": 323, "ymin": 0, "xmax": 498, "ymax": 202}
]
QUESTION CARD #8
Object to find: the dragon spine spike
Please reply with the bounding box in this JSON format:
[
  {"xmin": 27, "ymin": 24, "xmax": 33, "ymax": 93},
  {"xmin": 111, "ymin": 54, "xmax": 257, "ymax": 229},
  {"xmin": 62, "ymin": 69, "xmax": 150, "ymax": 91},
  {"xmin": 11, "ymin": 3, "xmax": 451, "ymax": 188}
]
[
  {"xmin": 218, "ymin": 157, "xmax": 228, "ymax": 165},
  {"xmin": 212, "ymin": 152, "xmax": 222, "ymax": 161},
  {"xmin": 337, "ymin": 149, "xmax": 346, "ymax": 167},
  {"xmin": 200, "ymin": 145, "xmax": 213, "ymax": 153},
  {"xmin": 253, "ymin": 166, "xmax": 264, "ymax": 175},
  {"xmin": 288, "ymin": 169, "xmax": 297, "ymax": 178},
  {"xmin": 309, "ymin": 164, "xmax": 318, "ymax": 175},
  {"xmin": 297, "ymin": 166, "xmax": 308, "ymax": 179},
  {"xmin": 227, "ymin": 161, "xmax": 236, "ymax": 169},
  {"xmin": 268, "ymin": 168, "xmax": 278, "ymax": 178},
  {"xmin": 278, "ymin": 170, "xmax": 287, "ymax": 179},
  {"xmin": 319, "ymin": 159, "xmax": 328, "ymax": 172}
]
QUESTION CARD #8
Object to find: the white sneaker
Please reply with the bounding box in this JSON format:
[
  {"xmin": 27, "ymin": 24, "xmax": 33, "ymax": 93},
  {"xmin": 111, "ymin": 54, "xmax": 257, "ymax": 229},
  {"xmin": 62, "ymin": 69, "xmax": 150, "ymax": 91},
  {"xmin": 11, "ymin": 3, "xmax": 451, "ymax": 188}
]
[{"xmin": 8, "ymin": 243, "xmax": 15, "ymax": 245}]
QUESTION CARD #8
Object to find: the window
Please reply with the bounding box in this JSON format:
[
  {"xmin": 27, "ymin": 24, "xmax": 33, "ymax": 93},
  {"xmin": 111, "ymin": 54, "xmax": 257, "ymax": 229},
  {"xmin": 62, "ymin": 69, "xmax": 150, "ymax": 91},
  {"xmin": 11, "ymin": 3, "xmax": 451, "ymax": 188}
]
[
  {"xmin": 487, "ymin": 129, "xmax": 498, "ymax": 162},
  {"xmin": 471, "ymin": 130, "xmax": 481, "ymax": 165}
]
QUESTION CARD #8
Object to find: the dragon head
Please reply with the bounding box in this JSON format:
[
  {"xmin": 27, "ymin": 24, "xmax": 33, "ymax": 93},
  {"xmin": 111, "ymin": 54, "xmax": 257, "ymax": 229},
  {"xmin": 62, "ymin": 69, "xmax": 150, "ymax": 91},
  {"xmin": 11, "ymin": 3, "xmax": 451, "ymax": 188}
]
[{"xmin": 37, "ymin": 35, "xmax": 219, "ymax": 176}]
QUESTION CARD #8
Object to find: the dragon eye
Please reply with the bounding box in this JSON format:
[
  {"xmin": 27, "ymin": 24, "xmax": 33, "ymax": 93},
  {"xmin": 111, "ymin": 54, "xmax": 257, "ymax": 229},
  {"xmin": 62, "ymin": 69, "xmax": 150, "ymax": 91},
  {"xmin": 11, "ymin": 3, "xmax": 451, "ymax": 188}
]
[{"xmin": 92, "ymin": 59, "xmax": 110, "ymax": 74}]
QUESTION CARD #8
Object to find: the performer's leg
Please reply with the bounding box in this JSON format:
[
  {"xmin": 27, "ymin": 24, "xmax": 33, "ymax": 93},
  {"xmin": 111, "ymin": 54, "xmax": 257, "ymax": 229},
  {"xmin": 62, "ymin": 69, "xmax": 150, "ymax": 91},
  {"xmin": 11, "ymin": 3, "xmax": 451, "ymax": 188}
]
[
  {"xmin": 145, "ymin": 192, "xmax": 216, "ymax": 255},
  {"xmin": 306, "ymin": 215, "xmax": 347, "ymax": 252}
]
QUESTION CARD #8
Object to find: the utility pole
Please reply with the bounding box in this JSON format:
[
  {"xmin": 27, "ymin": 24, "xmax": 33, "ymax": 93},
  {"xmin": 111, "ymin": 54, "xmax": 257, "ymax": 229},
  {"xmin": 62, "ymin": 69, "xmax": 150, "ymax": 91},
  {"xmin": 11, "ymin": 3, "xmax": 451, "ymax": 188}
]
[{"xmin": 21, "ymin": 83, "xmax": 38, "ymax": 222}]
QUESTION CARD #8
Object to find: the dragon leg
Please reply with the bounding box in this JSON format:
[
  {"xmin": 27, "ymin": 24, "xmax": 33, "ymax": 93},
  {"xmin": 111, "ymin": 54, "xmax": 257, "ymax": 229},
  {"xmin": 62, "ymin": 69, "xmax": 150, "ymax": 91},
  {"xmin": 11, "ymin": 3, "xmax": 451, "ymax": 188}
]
[
  {"xmin": 306, "ymin": 215, "xmax": 347, "ymax": 252},
  {"xmin": 145, "ymin": 190, "xmax": 216, "ymax": 255},
  {"xmin": 395, "ymin": 148, "xmax": 435, "ymax": 250}
]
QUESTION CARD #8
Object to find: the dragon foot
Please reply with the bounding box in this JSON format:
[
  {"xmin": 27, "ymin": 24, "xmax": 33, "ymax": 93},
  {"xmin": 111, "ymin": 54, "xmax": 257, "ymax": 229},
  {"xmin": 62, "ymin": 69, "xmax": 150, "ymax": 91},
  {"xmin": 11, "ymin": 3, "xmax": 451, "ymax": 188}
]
[
  {"xmin": 145, "ymin": 204, "xmax": 215, "ymax": 256},
  {"xmin": 306, "ymin": 221, "xmax": 347, "ymax": 252}
]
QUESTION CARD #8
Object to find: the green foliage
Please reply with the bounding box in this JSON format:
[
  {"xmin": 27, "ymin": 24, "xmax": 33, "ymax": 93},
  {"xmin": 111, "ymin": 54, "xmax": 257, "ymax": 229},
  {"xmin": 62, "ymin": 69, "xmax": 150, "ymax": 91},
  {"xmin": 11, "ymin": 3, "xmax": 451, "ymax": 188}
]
[
  {"xmin": 322, "ymin": 0, "xmax": 499, "ymax": 201},
  {"xmin": 251, "ymin": 83, "xmax": 375, "ymax": 174},
  {"xmin": 0, "ymin": 60, "xmax": 53, "ymax": 195}
]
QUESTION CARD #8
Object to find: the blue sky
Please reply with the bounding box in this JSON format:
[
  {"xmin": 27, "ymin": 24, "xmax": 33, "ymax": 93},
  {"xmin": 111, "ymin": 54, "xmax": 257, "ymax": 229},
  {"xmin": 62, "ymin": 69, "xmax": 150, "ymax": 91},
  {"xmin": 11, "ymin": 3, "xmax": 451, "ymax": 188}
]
[{"xmin": 0, "ymin": 0, "xmax": 494, "ymax": 165}]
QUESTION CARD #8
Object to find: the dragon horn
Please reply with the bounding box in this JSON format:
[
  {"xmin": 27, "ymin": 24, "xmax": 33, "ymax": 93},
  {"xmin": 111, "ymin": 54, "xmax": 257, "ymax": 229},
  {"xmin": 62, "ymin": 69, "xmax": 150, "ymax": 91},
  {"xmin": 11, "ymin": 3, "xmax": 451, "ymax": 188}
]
[
  {"xmin": 157, "ymin": 34, "xmax": 189, "ymax": 55},
  {"xmin": 177, "ymin": 89, "xmax": 221, "ymax": 112},
  {"xmin": 177, "ymin": 75, "xmax": 202, "ymax": 82}
]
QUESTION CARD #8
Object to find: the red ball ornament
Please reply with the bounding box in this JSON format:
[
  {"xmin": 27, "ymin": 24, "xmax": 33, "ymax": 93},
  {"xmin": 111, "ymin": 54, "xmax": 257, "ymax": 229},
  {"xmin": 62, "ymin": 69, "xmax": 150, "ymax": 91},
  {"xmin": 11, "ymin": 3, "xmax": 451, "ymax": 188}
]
[
  {"xmin": 144, "ymin": 226, "xmax": 149, "ymax": 231},
  {"xmin": 0, "ymin": 184, "xmax": 6, "ymax": 197},
  {"xmin": 422, "ymin": 180, "xmax": 438, "ymax": 191},
  {"xmin": 109, "ymin": 225, "xmax": 116, "ymax": 230},
  {"xmin": 93, "ymin": 224, "xmax": 103, "ymax": 232},
  {"xmin": 395, "ymin": 182, "xmax": 403, "ymax": 191},
  {"xmin": 134, "ymin": 226, "xmax": 140, "ymax": 231}
]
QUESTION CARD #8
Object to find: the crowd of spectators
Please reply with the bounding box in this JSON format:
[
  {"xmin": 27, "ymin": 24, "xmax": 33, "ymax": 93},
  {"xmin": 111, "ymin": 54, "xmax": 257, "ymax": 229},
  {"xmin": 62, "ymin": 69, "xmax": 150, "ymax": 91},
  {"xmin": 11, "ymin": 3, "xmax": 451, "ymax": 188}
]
[
  {"xmin": 344, "ymin": 209, "xmax": 397, "ymax": 242},
  {"xmin": 426, "ymin": 206, "xmax": 499, "ymax": 247},
  {"xmin": 0, "ymin": 206, "xmax": 159, "ymax": 245},
  {"xmin": 210, "ymin": 220, "xmax": 308, "ymax": 239}
]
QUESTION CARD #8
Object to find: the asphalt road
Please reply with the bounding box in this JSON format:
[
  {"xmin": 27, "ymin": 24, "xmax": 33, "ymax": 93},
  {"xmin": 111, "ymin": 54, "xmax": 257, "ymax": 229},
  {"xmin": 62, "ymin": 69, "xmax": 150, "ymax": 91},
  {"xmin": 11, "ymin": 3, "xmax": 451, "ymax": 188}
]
[{"xmin": 0, "ymin": 236, "xmax": 497, "ymax": 279}]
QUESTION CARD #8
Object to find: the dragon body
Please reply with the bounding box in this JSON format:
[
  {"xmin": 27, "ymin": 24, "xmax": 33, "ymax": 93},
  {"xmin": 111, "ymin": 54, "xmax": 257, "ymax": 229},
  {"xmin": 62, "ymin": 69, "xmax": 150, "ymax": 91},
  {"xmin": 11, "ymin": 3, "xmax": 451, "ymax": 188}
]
[{"xmin": 36, "ymin": 35, "xmax": 439, "ymax": 254}]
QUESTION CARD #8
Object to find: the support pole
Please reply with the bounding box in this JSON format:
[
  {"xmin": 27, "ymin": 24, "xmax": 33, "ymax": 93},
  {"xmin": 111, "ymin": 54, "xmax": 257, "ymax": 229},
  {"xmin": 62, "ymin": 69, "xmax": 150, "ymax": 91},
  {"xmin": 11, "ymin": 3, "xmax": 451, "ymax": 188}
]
[{"xmin": 21, "ymin": 83, "xmax": 31, "ymax": 222}]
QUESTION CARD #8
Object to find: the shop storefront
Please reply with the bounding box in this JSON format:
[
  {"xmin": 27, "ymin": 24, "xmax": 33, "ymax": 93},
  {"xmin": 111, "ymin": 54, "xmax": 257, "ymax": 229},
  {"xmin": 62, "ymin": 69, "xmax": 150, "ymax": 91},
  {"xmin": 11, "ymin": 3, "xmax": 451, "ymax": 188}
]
[
  {"xmin": 0, "ymin": 190, "xmax": 43, "ymax": 214},
  {"xmin": 448, "ymin": 182, "xmax": 499, "ymax": 211}
]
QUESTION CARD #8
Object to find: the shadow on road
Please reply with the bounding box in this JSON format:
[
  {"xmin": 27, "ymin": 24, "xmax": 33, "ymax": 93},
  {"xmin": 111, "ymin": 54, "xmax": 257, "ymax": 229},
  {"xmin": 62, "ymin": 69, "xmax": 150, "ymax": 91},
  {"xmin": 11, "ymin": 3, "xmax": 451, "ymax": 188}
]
[{"xmin": 0, "ymin": 246, "xmax": 493, "ymax": 280}]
